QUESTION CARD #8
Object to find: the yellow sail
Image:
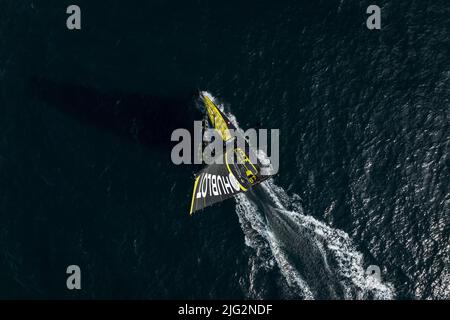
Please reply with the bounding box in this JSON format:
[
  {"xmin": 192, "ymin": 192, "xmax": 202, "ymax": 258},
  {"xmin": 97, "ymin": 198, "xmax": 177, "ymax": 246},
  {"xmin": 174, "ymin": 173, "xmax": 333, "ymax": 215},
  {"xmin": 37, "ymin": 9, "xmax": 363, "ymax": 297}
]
[{"xmin": 201, "ymin": 92, "xmax": 233, "ymax": 142}]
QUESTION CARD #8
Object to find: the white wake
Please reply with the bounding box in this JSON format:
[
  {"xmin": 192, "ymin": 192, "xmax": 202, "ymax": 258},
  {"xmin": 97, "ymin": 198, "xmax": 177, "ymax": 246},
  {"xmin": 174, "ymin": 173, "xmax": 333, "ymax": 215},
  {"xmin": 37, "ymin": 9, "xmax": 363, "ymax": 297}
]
[
  {"xmin": 205, "ymin": 92, "xmax": 395, "ymax": 299},
  {"xmin": 236, "ymin": 180, "xmax": 395, "ymax": 299}
]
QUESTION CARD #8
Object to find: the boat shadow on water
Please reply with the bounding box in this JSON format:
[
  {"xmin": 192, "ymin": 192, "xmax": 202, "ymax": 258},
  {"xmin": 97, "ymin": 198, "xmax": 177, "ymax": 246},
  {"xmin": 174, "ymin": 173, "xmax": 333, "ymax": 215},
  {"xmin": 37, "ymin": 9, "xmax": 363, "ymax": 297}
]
[{"xmin": 30, "ymin": 77, "xmax": 201, "ymax": 152}]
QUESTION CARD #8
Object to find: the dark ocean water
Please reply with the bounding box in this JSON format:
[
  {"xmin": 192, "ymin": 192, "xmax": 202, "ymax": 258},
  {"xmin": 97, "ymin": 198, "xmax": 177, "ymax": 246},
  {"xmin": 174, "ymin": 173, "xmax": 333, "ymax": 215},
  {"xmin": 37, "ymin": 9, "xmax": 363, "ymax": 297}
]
[{"xmin": 0, "ymin": 0, "xmax": 449, "ymax": 299}]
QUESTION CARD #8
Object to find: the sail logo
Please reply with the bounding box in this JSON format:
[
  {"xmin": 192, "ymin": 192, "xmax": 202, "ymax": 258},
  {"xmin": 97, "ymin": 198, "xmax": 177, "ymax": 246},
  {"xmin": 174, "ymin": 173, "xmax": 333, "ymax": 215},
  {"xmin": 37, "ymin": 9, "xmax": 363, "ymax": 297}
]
[{"xmin": 196, "ymin": 173, "xmax": 240, "ymax": 199}]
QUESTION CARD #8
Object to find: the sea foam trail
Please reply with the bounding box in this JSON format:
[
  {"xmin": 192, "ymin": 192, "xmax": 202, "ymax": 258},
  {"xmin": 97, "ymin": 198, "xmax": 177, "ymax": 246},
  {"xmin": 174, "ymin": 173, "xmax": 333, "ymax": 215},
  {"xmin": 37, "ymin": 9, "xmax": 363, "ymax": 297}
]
[
  {"xmin": 205, "ymin": 92, "xmax": 395, "ymax": 299},
  {"xmin": 238, "ymin": 181, "xmax": 395, "ymax": 299}
]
